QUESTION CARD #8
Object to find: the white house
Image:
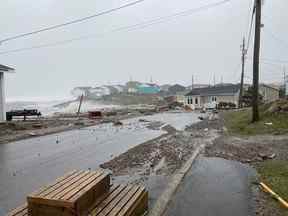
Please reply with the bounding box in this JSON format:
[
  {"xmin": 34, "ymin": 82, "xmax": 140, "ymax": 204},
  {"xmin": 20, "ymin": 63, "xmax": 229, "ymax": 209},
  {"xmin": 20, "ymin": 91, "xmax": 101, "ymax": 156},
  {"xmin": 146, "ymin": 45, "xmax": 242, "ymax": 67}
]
[
  {"xmin": 185, "ymin": 84, "xmax": 241, "ymax": 109},
  {"xmin": 259, "ymin": 84, "xmax": 280, "ymax": 103},
  {"xmin": 0, "ymin": 64, "xmax": 15, "ymax": 121}
]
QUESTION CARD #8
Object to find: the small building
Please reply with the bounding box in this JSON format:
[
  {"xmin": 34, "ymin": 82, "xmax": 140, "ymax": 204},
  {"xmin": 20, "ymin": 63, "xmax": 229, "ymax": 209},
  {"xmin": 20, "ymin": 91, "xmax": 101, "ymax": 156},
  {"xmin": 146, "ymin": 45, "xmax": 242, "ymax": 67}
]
[
  {"xmin": 0, "ymin": 64, "xmax": 15, "ymax": 121},
  {"xmin": 126, "ymin": 81, "xmax": 141, "ymax": 94},
  {"xmin": 168, "ymin": 84, "xmax": 186, "ymax": 94},
  {"xmin": 259, "ymin": 84, "xmax": 280, "ymax": 103},
  {"xmin": 185, "ymin": 84, "xmax": 240, "ymax": 109},
  {"xmin": 137, "ymin": 83, "xmax": 160, "ymax": 94}
]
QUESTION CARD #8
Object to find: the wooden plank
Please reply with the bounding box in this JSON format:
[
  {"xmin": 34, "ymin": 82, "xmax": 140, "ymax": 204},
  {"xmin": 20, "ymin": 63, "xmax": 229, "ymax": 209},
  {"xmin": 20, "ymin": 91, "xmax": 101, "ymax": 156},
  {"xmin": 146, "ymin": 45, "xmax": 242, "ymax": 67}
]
[
  {"xmin": 44, "ymin": 171, "xmax": 90, "ymax": 199},
  {"xmin": 28, "ymin": 203, "xmax": 73, "ymax": 216},
  {"xmin": 30, "ymin": 170, "xmax": 78, "ymax": 197},
  {"xmin": 96, "ymin": 185, "xmax": 133, "ymax": 216},
  {"xmin": 117, "ymin": 187, "xmax": 147, "ymax": 216},
  {"xmin": 27, "ymin": 196, "xmax": 73, "ymax": 208},
  {"xmin": 71, "ymin": 174, "xmax": 110, "ymax": 215},
  {"xmin": 88, "ymin": 185, "xmax": 120, "ymax": 213},
  {"xmin": 126, "ymin": 191, "xmax": 148, "ymax": 216},
  {"xmin": 6, "ymin": 204, "xmax": 27, "ymax": 216},
  {"xmin": 106, "ymin": 186, "xmax": 140, "ymax": 216},
  {"xmin": 66, "ymin": 173, "xmax": 107, "ymax": 201},
  {"xmin": 50, "ymin": 171, "xmax": 99, "ymax": 200},
  {"xmin": 90, "ymin": 185, "xmax": 127, "ymax": 216},
  {"xmin": 30, "ymin": 170, "xmax": 83, "ymax": 198},
  {"xmin": 60, "ymin": 172, "xmax": 103, "ymax": 200}
]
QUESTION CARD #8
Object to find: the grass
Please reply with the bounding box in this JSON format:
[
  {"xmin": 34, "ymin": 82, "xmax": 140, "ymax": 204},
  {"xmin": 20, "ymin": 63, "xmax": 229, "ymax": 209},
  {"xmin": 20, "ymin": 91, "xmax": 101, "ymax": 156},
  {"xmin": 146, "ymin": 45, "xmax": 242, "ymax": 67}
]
[
  {"xmin": 256, "ymin": 160, "xmax": 288, "ymax": 215},
  {"xmin": 223, "ymin": 105, "xmax": 288, "ymax": 135}
]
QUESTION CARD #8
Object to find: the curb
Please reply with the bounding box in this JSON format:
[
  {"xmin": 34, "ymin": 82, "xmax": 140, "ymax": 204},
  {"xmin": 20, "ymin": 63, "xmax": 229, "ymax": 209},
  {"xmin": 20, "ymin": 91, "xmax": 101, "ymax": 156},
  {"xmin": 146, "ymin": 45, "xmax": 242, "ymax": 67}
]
[{"xmin": 149, "ymin": 144, "xmax": 205, "ymax": 216}]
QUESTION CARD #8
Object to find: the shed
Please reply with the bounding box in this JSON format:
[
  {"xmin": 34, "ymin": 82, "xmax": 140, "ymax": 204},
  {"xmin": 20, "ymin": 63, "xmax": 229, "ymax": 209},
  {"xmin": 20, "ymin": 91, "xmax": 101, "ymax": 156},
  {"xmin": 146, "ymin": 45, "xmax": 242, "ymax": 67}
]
[{"xmin": 0, "ymin": 64, "xmax": 15, "ymax": 121}]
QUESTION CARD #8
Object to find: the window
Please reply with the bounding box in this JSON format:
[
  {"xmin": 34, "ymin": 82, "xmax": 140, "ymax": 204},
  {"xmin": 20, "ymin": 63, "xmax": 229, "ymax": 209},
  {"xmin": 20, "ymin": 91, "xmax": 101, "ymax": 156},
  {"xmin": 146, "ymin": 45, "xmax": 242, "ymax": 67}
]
[{"xmin": 195, "ymin": 98, "xmax": 198, "ymax": 105}]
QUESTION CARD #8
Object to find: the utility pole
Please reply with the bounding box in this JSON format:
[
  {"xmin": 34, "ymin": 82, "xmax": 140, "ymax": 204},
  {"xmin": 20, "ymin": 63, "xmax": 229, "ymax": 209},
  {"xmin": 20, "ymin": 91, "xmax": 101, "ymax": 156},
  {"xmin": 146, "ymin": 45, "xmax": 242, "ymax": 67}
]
[
  {"xmin": 191, "ymin": 75, "xmax": 194, "ymax": 90},
  {"xmin": 239, "ymin": 37, "xmax": 246, "ymax": 108},
  {"xmin": 284, "ymin": 66, "xmax": 286, "ymax": 97},
  {"xmin": 252, "ymin": 0, "xmax": 262, "ymax": 122}
]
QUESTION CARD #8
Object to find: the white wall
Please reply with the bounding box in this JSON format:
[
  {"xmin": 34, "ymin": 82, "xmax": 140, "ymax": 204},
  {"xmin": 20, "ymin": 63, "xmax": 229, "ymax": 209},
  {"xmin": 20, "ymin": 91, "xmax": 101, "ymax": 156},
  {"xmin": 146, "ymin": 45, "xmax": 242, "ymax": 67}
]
[{"xmin": 0, "ymin": 72, "xmax": 5, "ymax": 121}]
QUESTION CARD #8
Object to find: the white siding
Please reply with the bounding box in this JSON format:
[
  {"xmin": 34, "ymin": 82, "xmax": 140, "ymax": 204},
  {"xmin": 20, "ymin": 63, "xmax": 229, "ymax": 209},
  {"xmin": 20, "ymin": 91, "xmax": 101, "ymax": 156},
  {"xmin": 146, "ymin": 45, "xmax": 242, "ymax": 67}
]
[{"xmin": 0, "ymin": 72, "xmax": 5, "ymax": 121}]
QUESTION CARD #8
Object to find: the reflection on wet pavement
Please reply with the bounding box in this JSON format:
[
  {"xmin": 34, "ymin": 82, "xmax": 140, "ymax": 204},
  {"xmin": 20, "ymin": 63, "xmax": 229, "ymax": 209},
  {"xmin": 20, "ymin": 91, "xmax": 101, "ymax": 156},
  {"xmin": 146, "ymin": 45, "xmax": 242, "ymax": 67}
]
[{"xmin": 165, "ymin": 157, "xmax": 256, "ymax": 216}]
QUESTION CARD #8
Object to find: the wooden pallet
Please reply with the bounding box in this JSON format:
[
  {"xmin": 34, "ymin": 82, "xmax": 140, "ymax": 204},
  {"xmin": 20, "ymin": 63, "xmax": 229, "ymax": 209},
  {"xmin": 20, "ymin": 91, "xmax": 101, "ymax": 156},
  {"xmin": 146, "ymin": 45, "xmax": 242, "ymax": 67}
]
[
  {"xmin": 6, "ymin": 204, "xmax": 28, "ymax": 216},
  {"xmin": 6, "ymin": 171, "xmax": 148, "ymax": 216},
  {"xmin": 89, "ymin": 185, "xmax": 148, "ymax": 216},
  {"xmin": 27, "ymin": 170, "xmax": 110, "ymax": 216}
]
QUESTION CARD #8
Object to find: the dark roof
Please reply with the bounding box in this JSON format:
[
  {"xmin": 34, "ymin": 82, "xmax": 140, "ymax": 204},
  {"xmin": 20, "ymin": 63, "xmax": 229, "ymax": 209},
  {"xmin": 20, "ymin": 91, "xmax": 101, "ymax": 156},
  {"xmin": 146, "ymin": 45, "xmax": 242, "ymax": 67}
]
[
  {"xmin": 0, "ymin": 64, "xmax": 15, "ymax": 72},
  {"xmin": 186, "ymin": 84, "xmax": 240, "ymax": 96},
  {"xmin": 168, "ymin": 84, "xmax": 186, "ymax": 93}
]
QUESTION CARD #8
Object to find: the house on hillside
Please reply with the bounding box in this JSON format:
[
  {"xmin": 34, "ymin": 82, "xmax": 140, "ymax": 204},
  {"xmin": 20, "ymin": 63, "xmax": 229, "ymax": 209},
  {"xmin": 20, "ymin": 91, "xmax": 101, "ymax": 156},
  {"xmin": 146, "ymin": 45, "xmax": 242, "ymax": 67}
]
[
  {"xmin": 160, "ymin": 84, "xmax": 172, "ymax": 92},
  {"xmin": 185, "ymin": 84, "xmax": 241, "ymax": 109},
  {"xmin": 168, "ymin": 84, "xmax": 186, "ymax": 94},
  {"xmin": 126, "ymin": 81, "xmax": 141, "ymax": 94},
  {"xmin": 89, "ymin": 86, "xmax": 111, "ymax": 98},
  {"xmin": 137, "ymin": 83, "xmax": 160, "ymax": 94},
  {"xmin": 259, "ymin": 84, "xmax": 280, "ymax": 103},
  {"xmin": 0, "ymin": 64, "xmax": 15, "ymax": 121}
]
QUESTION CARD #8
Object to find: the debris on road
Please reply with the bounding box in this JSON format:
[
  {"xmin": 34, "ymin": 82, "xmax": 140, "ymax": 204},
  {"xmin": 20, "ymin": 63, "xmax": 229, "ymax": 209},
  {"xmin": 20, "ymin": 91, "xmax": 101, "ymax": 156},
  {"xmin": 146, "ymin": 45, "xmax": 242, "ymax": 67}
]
[{"xmin": 113, "ymin": 121, "xmax": 123, "ymax": 126}]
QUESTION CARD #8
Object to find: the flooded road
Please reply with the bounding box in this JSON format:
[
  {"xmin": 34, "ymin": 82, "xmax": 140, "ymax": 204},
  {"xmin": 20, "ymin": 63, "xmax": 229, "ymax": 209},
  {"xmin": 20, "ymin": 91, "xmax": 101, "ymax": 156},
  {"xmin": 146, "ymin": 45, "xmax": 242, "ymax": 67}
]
[
  {"xmin": 165, "ymin": 157, "xmax": 256, "ymax": 216},
  {"xmin": 0, "ymin": 111, "xmax": 199, "ymax": 214}
]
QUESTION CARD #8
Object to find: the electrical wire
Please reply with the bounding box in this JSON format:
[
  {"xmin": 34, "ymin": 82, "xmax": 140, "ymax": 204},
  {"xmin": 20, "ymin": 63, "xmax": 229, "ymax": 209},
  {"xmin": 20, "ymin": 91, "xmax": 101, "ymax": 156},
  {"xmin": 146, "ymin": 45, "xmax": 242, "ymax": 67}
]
[
  {"xmin": 0, "ymin": 0, "xmax": 232, "ymax": 55},
  {"xmin": 0, "ymin": 0, "xmax": 146, "ymax": 44},
  {"xmin": 246, "ymin": 1, "xmax": 255, "ymax": 52},
  {"xmin": 264, "ymin": 27, "xmax": 288, "ymax": 49}
]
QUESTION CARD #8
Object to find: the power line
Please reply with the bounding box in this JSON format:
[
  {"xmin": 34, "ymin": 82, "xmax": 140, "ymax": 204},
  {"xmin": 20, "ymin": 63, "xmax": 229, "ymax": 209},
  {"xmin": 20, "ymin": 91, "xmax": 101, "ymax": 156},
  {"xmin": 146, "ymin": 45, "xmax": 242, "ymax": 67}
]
[
  {"xmin": 260, "ymin": 58, "xmax": 288, "ymax": 64},
  {"xmin": 0, "ymin": 0, "xmax": 146, "ymax": 44},
  {"xmin": 264, "ymin": 27, "xmax": 288, "ymax": 48},
  {"xmin": 0, "ymin": 0, "xmax": 232, "ymax": 55},
  {"xmin": 246, "ymin": 2, "xmax": 255, "ymax": 52}
]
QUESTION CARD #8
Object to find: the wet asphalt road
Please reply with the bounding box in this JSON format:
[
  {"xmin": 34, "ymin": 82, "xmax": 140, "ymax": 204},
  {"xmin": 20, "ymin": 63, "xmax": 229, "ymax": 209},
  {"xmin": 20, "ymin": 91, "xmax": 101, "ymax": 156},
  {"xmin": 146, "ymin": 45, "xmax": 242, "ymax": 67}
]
[
  {"xmin": 0, "ymin": 111, "xmax": 200, "ymax": 214},
  {"xmin": 165, "ymin": 157, "xmax": 256, "ymax": 216},
  {"xmin": 0, "ymin": 120, "xmax": 163, "ymax": 214}
]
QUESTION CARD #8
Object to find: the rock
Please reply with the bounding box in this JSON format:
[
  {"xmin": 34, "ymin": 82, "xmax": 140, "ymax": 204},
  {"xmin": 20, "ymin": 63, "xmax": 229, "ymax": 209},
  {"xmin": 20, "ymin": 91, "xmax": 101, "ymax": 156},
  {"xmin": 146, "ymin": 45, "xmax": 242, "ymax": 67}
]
[
  {"xmin": 32, "ymin": 123, "xmax": 43, "ymax": 129},
  {"xmin": 28, "ymin": 132, "xmax": 36, "ymax": 136},
  {"xmin": 258, "ymin": 152, "xmax": 275, "ymax": 160},
  {"xmin": 139, "ymin": 119, "xmax": 149, "ymax": 123},
  {"xmin": 74, "ymin": 122, "xmax": 85, "ymax": 126},
  {"xmin": 113, "ymin": 121, "xmax": 123, "ymax": 126},
  {"xmin": 268, "ymin": 153, "xmax": 276, "ymax": 159}
]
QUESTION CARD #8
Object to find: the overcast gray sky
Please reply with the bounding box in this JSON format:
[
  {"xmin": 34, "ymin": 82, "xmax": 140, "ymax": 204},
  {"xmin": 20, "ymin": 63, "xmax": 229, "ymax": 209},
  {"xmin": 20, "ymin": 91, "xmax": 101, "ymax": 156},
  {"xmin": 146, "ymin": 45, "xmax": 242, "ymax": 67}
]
[{"xmin": 1, "ymin": 0, "xmax": 287, "ymax": 100}]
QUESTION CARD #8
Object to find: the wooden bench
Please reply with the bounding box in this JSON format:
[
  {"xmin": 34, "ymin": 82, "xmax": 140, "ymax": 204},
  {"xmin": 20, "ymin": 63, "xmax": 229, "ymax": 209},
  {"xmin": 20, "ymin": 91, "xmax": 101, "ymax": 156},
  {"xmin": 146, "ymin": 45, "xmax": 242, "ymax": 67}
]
[
  {"xmin": 88, "ymin": 185, "xmax": 148, "ymax": 216},
  {"xmin": 6, "ymin": 109, "xmax": 42, "ymax": 121},
  {"xmin": 7, "ymin": 170, "xmax": 148, "ymax": 216},
  {"xmin": 27, "ymin": 170, "xmax": 110, "ymax": 216}
]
